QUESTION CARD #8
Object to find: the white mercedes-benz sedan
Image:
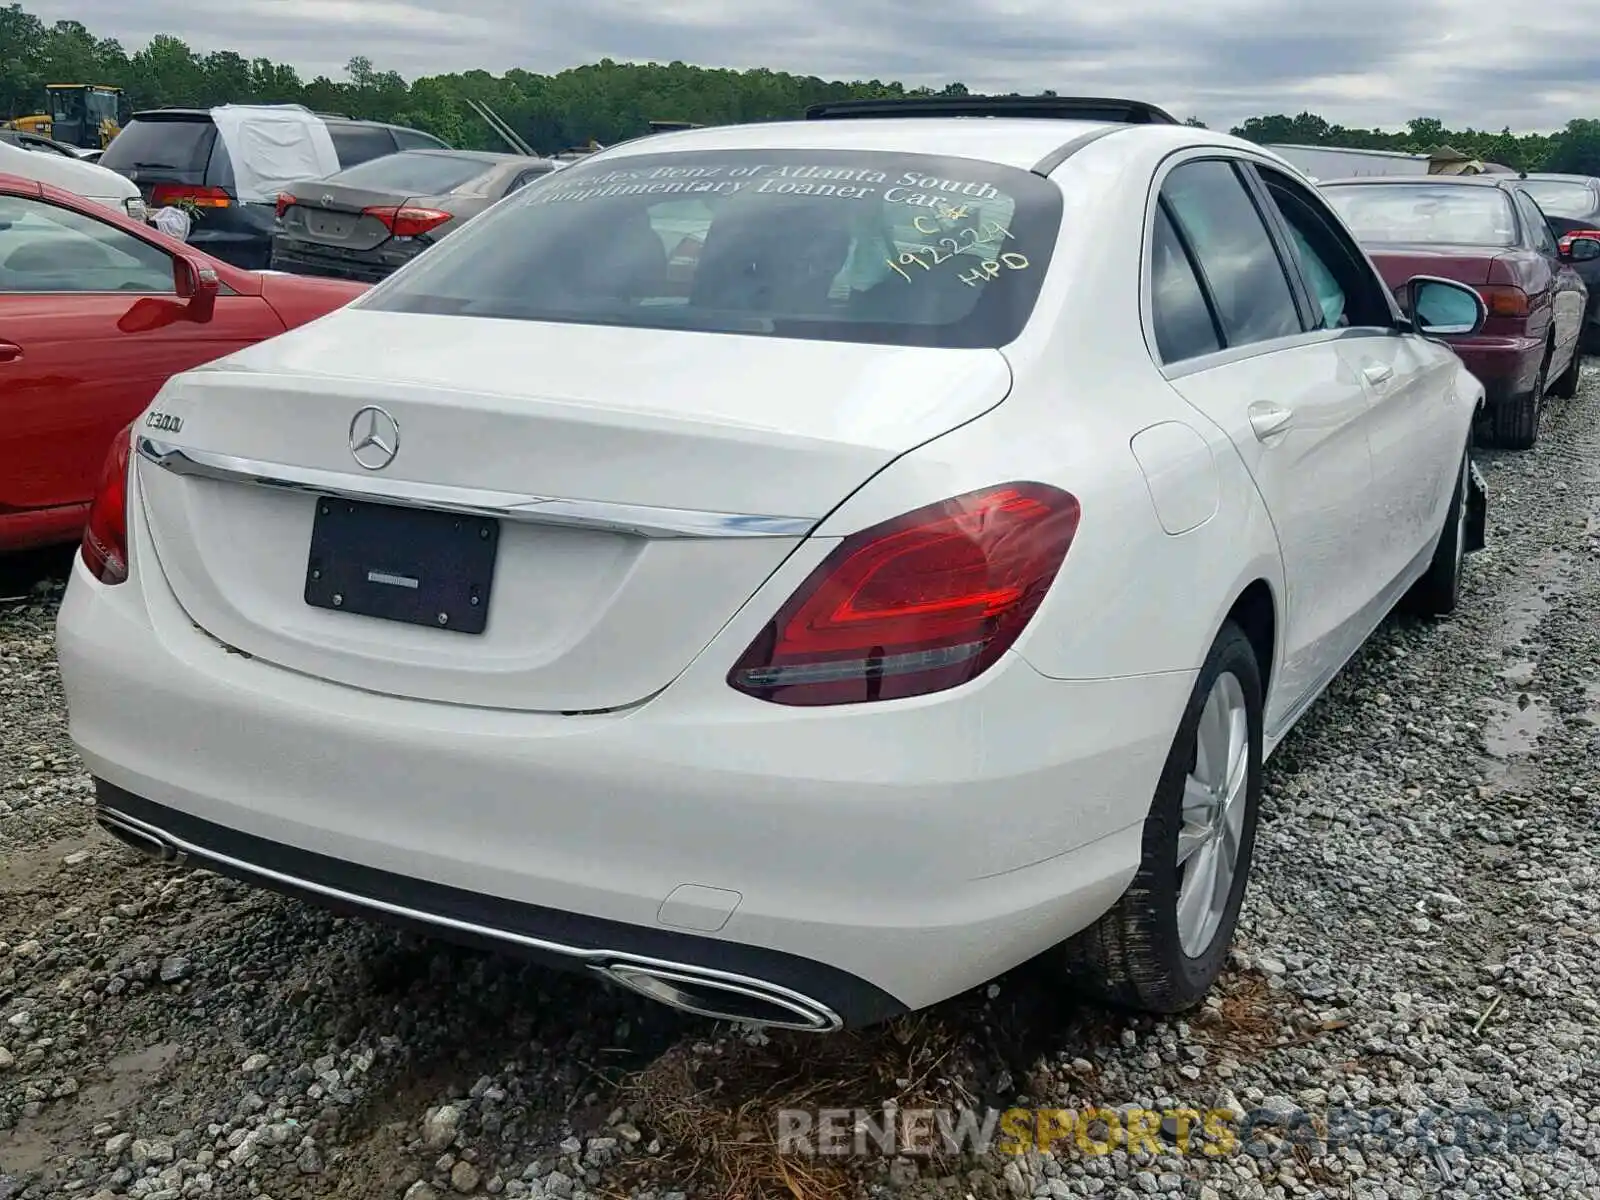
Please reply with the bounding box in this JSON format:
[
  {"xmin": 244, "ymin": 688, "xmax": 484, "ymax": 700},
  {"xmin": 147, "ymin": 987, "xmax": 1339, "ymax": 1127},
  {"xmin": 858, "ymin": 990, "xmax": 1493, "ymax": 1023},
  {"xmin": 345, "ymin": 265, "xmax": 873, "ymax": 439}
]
[{"xmin": 56, "ymin": 96, "xmax": 1491, "ymax": 1031}]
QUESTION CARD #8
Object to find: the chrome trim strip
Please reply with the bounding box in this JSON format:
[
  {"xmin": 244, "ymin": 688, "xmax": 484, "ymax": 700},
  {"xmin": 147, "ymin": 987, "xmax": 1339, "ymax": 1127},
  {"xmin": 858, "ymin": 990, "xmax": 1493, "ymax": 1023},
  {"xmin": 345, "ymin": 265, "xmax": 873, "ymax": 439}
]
[
  {"xmin": 600, "ymin": 964, "xmax": 833, "ymax": 1030},
  {"xmin": 135, "ymin": 438, "xmax": 818, "ymax": 540},
  {"xmin": 99, "ymin": 803, "xmax": 843, "ymax": 1032}
]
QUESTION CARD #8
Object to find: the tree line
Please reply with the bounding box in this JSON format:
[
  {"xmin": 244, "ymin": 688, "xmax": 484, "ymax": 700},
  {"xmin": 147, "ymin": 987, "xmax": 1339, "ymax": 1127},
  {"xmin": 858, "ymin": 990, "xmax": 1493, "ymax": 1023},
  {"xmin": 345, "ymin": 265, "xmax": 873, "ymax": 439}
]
[{"xmin": 5, "ymin": 3, "xmax": 1600, "ymax": 173}]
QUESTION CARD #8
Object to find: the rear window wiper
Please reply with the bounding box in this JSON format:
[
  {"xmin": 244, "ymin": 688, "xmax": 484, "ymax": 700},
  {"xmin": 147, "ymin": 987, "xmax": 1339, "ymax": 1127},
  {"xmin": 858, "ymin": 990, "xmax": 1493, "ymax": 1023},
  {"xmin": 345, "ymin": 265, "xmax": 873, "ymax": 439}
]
[{"xmin": 129, "ymin": 161, "xmax": 181, "ymax": 170}]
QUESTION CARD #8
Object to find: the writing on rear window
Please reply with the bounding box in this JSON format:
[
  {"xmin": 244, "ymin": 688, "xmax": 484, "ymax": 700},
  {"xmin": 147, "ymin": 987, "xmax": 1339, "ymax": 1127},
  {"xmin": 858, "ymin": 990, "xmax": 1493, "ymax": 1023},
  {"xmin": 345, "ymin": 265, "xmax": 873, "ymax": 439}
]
[
  {"xmin": 525, "ymin": 163, "xmax": 1007, "ymax": 211},
  {"xmin": 363, "ymin": 148, "xmax": 1064, "ymax": 350},
  {"xmin": 884, "ymin": 218, "xmax": 1029, "ymax": 285}
]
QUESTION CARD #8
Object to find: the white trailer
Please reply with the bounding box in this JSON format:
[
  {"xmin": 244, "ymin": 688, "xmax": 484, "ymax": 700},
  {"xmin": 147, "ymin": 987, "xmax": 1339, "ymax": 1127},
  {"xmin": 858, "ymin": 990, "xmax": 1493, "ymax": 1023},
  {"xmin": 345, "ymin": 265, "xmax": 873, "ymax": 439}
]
[{"xmin": 1264, "ymin": 144, "xmax": 1432, "ymax": 182}]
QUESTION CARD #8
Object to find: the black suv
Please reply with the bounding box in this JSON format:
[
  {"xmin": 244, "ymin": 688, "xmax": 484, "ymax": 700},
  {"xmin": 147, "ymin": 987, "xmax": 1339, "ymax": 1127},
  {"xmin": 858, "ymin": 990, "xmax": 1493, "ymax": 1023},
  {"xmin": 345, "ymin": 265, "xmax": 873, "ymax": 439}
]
[{"xmin": 99, "ymin": 110, "xmax": 450, "ymax": 269}]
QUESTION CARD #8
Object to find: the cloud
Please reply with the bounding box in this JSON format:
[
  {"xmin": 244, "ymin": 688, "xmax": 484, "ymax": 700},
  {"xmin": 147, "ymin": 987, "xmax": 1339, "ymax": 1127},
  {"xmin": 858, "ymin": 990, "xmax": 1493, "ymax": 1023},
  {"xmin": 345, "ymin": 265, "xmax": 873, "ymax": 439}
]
[{"xmin": 27, "ymin": 0, "xmax": 1600, "ymax": 132}]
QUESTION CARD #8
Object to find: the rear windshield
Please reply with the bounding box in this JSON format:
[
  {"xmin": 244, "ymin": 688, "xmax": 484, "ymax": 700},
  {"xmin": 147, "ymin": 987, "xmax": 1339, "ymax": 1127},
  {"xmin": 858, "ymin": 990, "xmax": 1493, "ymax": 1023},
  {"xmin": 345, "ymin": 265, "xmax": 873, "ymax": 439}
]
[
  {"xmin": 1322, "ymin": 184, "xmax": 1518, "ymax": 247},
  {"xmin": 99, "ymin": 118, "xmax": 216, "ymax": 176},
  {"xmin": 360, "ymin": 149, "xmax": 1063, "ymax": 349},
  {"xmin": 325, "ymin": 151, "xmax": 492, "ymax": 195},
  {"xmin": 1517, "ymin": 180, "xmax": 1599, "ymax": 220}
]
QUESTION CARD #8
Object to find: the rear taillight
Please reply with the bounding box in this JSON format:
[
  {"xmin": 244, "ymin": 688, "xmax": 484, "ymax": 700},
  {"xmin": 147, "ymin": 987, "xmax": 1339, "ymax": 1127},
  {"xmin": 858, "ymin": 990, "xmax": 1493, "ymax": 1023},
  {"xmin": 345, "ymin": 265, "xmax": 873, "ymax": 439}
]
[
  {"xmin": 275, "ymin": 192, "xmax": 296, "ymax": 220},
  {"xmin": 363, "ymin": 205, "xmax": 452, "ymax": 238},
  {"xmin": 728, "ymin": 483, "xmax": 1082, "ymax": 706},
  {"xmin": 1479, "ymin": 284, "xmax": 1530, "ymax": 318},
  {"xmin": 80, "ymin": 425, "xmax": 134, "ymax": 585},
  {"xmin": 149, "ymin": 184, "xmax": 231, "ymax": 209}
]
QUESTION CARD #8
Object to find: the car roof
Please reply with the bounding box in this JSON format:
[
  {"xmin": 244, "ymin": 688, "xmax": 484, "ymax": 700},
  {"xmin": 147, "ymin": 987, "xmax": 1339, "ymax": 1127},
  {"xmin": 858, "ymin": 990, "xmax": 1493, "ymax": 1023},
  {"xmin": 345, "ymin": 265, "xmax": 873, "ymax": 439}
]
[
  {"xmin": 1318, "ymin": 174, "xmax": 1509, "ymax": 189},
  {"xmin": 395, "ymin": 148, "xmax": 531, "ymax": 164},
  {"xmin": 128, "ymin": 108, "xmax": 410, "ymax": 131},
  {"xmin": 1518, "ymin": 172, "xmax": 1600, "ymax": 184},
  {"xmin": 589, "ymin": 115, "xmax": 1208, "ymax": 174},
  {"xmin": 0, "ymin": 171, "xmax": 44, "ymax": 196}
]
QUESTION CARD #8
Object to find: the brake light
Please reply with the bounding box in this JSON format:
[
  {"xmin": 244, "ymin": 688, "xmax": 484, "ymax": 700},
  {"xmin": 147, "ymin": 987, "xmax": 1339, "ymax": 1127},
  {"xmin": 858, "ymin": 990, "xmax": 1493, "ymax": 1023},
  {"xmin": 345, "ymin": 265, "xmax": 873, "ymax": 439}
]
[
  {"xmin": 363, "ymin": 205, "xmax": 452, "ymax": 238},
  {"xmin": 1478, "ymin": 285, "xmax": 1530, "ymax": 318},
  {"xmin": 728, "ymin": 483, "xmax": 1081, "ymax": 706},
  {"xmin": 275, "ymin": 192, "xmax": 296, "ymax": 220},
  {"xmin": 80, "ymin": 425, "xmax": 134, "ymax": 585},
  {"xmin": 149, "ymin": 184, "xmax": 231, "ymax": 209}
]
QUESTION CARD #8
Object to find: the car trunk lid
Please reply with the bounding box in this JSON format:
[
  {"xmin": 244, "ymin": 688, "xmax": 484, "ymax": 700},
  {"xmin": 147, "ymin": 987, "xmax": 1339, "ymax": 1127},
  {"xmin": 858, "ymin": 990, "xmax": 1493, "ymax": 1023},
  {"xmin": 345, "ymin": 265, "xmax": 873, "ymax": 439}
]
[
  {"xmin": 279, "ymin": 183, "xmax": 411, "ymax": 251},
  {"xmin": 135, "ymin": 310, "xmax": 1014, "ymax": 713},
  {"xmin": 1362, "ymin": 243, "xmax": 1506, "ymax": 291}
]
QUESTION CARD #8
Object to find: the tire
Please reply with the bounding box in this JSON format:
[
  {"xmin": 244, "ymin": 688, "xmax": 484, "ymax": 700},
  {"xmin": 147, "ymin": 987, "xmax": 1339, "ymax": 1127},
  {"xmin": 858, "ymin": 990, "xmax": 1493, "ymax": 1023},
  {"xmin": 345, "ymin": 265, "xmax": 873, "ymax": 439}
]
[
  {"xmin": 1062, "ymin": 621, "xmax": 1263, "ymax": 1013},
  {"xmin": 1551, "ymin": 342, "xmax": 1582, "ymax": 400},
  {"xmin": 1403, "ymin": 444, "xmax": 1470, "ymax": 617},
  {"xmin": 1485, "ymin": 346, "xmax": 1548, "ymax": 450}
]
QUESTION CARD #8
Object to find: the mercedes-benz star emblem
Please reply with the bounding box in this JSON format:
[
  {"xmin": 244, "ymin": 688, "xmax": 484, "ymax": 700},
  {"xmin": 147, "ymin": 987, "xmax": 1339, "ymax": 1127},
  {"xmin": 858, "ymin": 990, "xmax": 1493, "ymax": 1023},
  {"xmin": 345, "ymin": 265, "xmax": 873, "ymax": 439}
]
[
  {"xmin": 321, "ymin": 193, "xmax": 334, "ymax": 206},
  {"xmin": 348, "ymin": 406, "xmax": 400, "ymax": 471}
]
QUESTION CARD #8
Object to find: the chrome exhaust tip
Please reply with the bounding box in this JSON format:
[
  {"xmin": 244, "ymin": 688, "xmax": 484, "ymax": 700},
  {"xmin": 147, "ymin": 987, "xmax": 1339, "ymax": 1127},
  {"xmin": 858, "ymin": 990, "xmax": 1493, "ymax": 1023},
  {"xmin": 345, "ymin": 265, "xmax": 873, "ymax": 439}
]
[
  {"xmin": 96, "ymin": 807, "xmax": 188, "ymax": 866},
  {"xmin": 597, "ymin": 963, "xmax": 842, "ymax": 1032}
]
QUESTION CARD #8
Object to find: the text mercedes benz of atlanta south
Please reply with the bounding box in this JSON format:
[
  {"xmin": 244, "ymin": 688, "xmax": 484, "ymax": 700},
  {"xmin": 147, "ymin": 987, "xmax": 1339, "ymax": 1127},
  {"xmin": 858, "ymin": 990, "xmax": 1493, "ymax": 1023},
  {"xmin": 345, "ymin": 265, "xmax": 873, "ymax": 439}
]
[{"xmin": 56, "ymin": 99, "xmax": 1492, "ymax": 1031}]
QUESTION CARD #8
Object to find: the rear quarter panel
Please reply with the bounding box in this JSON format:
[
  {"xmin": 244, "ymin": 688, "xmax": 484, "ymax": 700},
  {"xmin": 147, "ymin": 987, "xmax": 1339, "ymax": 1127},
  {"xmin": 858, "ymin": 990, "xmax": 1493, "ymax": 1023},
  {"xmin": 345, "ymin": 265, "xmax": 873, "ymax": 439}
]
[
  {"xmin": 1494, "ymin": 249, "xmax": 1556, "ymax": 341},
  {"xmin": 809, "ymin": 132, "xmax": 1286, "ymax": 688}
]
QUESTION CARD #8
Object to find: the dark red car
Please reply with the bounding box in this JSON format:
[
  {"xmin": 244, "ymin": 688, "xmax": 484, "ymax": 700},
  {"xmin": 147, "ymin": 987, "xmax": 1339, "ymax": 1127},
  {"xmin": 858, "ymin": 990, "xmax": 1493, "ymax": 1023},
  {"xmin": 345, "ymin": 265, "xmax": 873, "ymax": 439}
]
[
  {"xmin": 1320, "ymin": 174, "xmax": 1596, "ymax": 449},
  {"xmin": 0, "ymin": 173, "xmax": 367, "ymax": 553}
]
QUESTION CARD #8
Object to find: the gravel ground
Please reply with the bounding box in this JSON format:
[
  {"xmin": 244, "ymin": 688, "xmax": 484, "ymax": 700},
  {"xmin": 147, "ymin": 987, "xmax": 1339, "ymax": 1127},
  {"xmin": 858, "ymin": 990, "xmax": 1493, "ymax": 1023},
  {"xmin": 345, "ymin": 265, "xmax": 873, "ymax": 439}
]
[{"xmin": 4, "ymin": 375, "xmax": 1600, "ymax": 1200}]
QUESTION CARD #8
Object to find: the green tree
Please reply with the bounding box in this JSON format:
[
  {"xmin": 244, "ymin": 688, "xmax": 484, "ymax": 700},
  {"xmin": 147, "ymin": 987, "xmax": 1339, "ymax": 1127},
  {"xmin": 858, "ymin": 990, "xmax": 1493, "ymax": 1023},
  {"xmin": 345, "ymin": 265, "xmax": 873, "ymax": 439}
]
[{"xmin": 0, "ymin": 2, "xmax": 1590, "ymax": 169}]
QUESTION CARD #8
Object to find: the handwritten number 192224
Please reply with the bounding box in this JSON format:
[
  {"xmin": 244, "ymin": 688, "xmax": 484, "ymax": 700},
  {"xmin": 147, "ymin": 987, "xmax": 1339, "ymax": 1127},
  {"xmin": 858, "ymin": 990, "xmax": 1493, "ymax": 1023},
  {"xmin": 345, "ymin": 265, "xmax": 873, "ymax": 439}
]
[{"xmin": 885, "ymin": 219, "xmax": 1029, "ymax": 287}]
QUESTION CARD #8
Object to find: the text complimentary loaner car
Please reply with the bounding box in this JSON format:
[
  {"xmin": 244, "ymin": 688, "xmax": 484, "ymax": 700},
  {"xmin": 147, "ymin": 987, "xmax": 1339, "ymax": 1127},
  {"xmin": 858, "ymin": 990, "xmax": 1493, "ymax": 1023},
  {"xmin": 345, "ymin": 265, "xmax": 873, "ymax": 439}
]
[{"xmin": 57, "ymin": 96, "xmax": 1493, "ymax": 1030}]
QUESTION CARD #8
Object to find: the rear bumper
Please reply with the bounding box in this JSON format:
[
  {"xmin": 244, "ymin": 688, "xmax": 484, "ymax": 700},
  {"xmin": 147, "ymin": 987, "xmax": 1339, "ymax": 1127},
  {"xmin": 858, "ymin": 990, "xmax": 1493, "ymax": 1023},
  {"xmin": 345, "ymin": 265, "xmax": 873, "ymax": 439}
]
[
  {"xmin": 1445, "ymin": 334, "xmax": 1545, "ymax": 405},
  {"xmin": 269, "ymin": 235, "xmax": 427, "ymax": 283},
  {"xmin": 56, "ymin": 503, "xmax": 1189, "ymax": 1020},
  {"xmin": 169, "ymin": 201, "xmax": 274, "ymax": 270},
  {"xmin": 93, "ymin": 782, "xmax": 894, "ymax": 1029}
]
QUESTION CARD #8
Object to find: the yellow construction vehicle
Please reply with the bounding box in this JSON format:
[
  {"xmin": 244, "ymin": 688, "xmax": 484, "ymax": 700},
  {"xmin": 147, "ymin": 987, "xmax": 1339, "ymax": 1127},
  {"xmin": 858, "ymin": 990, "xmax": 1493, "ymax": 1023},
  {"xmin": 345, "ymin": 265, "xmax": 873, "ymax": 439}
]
[{"xmin": 3, "ymin": 85, "xmax": 123, "ymax": 150}]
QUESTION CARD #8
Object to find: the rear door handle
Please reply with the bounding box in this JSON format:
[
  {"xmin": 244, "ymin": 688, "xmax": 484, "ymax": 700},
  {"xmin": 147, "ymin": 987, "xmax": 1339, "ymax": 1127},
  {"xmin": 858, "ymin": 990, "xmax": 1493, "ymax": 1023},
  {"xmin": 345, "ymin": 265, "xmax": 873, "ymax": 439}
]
[
  {"xmin": 0, "ymin": 342, "xmax": 21, "ymax": 363},
  {"xmin": 1363, "ymin": 363, "xmax": 1394, "ymax": 386},
  {"xmin": 1248, "ymin": 402, "xmax": 1295, "ymax": 442}
]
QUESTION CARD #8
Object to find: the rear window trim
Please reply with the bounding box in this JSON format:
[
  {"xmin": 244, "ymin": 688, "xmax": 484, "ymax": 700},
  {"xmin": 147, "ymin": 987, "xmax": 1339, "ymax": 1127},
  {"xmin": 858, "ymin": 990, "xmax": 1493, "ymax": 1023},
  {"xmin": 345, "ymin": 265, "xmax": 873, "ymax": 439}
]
[
  {"xmin": 98, "ymin": 115, "xmax": 223, "ymax": 189},
  {"xmin": 1320, "ymin": 182, "xmax": 1520, "ymax": 248},
  {"xmin": 357, "ymin": 146, "xmax": 1065, "ymax": 351}
]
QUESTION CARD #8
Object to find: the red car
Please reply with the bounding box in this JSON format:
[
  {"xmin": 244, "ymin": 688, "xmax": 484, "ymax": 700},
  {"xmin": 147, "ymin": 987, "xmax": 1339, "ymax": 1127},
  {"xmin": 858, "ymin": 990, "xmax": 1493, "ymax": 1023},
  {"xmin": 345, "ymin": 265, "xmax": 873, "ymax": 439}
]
[
  {"xmin": 0, "ymin": 173, "xmax": 366, "ymax": 553},
  {"xmin": 1320, "ymin": 174, "xmax": 1596, "ymax": 450}
]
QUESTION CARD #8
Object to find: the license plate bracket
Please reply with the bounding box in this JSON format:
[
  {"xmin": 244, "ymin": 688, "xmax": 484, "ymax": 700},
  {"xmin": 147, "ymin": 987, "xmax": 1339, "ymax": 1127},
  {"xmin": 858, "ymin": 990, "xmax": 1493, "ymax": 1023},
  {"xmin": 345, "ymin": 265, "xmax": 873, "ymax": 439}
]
[{"xmin": 304, "ymin": 497, "xmax": 498, "ymax": 635}]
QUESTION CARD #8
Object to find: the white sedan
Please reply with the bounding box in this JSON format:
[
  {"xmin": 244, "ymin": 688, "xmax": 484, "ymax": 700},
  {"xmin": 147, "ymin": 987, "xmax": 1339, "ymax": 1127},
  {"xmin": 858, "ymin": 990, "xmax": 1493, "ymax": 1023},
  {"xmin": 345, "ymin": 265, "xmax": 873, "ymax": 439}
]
[
  {"xmin": 56, "ymin": 99, "xmax": 1489, "ymax": 1031},
  {"xmin": 0, "ymin": 134, "xmax": 145, "ymax": 219}
]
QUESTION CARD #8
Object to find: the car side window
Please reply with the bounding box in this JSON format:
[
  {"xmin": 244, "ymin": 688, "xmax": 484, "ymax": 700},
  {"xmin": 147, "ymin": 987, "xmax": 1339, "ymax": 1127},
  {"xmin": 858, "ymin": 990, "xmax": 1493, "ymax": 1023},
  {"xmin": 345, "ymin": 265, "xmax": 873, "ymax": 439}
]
[
  {"xmin": 328, "ymin": 123, "xmax": 399, "ymax": 167},
  {"xmin": 393, "ymin": 127, "xmax": 448, "ymax": 151},
  {"xmin": 1513, "ymin": 189, "xmax": 1560, "ymax": 255},
  {"xmin": 506, "ymin": 166, "xmax": 553, "ymax": 194},
  {"xmin": 0, "ymin": 193, "xmax": 174, "ymax": 294},
  {"xmin": 1150, "ymin": 202, "xmax": 1223, "ymax": 362},
  {"xmin": 1254, "ymin": 165, "xmax": 1394, "ymax": 329},
  {"xmin": 1160, "ymin": 159, "xmax": 1303, "ymax": 348}
]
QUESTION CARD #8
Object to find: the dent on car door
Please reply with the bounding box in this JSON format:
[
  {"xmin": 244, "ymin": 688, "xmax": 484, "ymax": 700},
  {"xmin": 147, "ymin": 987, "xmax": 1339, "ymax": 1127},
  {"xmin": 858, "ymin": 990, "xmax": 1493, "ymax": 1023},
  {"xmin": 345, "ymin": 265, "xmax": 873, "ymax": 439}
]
[
  {"xmin": 1148, "ymin": 157, "xmax": 1377, "ymax": 732},
  {"xmin": 1251, "ymin": 162, "xmax": 1460, "ymax": 590},
  {"xmin": 0, "ymin": 192, "xmax": 277, "ymax": 517}
]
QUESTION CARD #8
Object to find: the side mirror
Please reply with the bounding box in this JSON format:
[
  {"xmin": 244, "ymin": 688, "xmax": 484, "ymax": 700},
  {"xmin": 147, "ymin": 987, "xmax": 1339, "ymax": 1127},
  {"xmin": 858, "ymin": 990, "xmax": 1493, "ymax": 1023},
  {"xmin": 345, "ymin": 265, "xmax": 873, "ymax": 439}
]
[
  {"xmin": 173, "ymin": 256, "xmax": 219, "ymax": 323},
  {"xmin": 1405, "ymin": 275, "xmax": 1487, "ymax": 337},
  {"xmin": 1565, "ymin": 235, "xmax": 1600, "ymax": 263}
]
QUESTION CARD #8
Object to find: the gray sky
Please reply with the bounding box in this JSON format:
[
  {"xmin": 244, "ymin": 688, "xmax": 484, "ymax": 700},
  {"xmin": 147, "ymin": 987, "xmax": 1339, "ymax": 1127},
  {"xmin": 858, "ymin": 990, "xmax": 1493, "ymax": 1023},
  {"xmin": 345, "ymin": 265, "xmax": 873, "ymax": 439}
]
[{"xmin": 30, "ymin": 0, "xmax": 1599, "ymax": 133}]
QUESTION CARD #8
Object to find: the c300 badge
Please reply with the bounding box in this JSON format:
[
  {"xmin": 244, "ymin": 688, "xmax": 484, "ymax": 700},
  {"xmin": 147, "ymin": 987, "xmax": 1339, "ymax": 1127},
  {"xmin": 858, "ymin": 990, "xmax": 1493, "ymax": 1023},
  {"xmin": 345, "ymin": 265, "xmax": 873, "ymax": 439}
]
[{"xmin": 146, "ymin": 411, "xmax": 183, "ymax": 433}]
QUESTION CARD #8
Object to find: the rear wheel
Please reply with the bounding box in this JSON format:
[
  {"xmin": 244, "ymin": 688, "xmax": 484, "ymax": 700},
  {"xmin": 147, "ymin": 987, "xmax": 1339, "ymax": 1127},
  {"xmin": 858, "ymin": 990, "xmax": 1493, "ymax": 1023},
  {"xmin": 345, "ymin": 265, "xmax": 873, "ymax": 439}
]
[
  {"xmin": 1063, "ymin": 621, "xmax": 1262, "ymax": 1012},
  {"xmin": 1551, "ymin": 343, "xmax": 1583, "ymax": 400},
  {"xmin": 1485, "ymin": 346, "xmax": 1549, "ymax": 450}
]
